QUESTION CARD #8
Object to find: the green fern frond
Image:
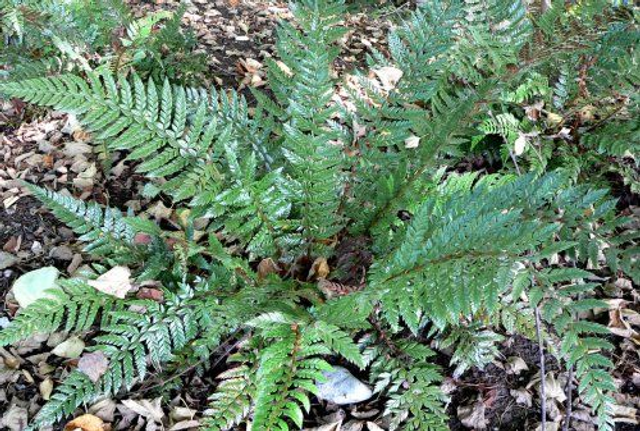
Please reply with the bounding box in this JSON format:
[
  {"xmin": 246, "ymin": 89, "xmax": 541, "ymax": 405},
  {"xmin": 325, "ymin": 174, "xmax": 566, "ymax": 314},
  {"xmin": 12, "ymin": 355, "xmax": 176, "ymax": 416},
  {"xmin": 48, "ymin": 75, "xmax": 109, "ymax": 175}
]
[
  {"xmin": 437, "ymin": 325, "xmax": 503, "ymax": 378},
  {"xmin": 0, "ymin": 278, "xmax": 117, "ymax": 347},
  {"xmin": 205, "ymin": 352, "xmax": 257, "ymax": 431},
  {"xmin": 31, "ymin": 286, "xmax": 199, "ymax": 428},
  {"xmin": 27, "ymin": 184, "xmax": 137, "ymax": 257},
  {"xmin": 195, "ymin": 143, "xmax": 292, "ymax": 258},
  {"xmin": 0, "ymin": 72, "xmax": 233, "ymax": 201},
  {"xmin": 30, "ymin": 370, "xmax": 99, "ymax": 429},
  {"xmin": 368, "ymin": 173, "xmax": 564, "ymax": 330},
  {"xmin": 248, "ymin": 310, "xmax": 362, "ymax": 430},
  {"xmin": 366, "ymin": 339, "xmax": 448, "ymax": 431}
]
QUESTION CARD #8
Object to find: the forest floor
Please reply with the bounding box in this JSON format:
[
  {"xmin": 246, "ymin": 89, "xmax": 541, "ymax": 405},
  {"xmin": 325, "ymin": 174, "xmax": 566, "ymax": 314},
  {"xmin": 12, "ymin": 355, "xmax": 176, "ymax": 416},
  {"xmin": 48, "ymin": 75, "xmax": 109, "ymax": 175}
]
[{"xmin": 0, "ymin": 1, "xmax": 639, "ymax": 431}]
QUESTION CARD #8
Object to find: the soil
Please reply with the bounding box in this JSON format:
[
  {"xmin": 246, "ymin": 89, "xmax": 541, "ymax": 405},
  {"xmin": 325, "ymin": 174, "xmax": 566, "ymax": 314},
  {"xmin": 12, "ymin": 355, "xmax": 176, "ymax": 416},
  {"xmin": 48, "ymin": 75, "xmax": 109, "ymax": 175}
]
[{"xmin": 0, "ymin": 197, "xmax": 60, "ymax": 292}]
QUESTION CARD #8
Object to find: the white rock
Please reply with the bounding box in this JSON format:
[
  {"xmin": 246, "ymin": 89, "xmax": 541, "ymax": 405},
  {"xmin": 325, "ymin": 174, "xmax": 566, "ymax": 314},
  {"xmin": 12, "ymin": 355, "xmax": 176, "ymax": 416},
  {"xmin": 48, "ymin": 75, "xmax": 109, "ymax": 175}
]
[{"xmin": 316, "ymin": 366, "xmax": 373, "ymax": 405}]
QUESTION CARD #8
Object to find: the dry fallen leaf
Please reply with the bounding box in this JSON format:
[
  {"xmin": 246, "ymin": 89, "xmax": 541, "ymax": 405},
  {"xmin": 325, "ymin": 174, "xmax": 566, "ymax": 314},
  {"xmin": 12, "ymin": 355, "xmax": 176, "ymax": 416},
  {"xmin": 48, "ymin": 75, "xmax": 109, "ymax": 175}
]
[
  {"xmin": 0, "ymin": 404, "xmax": 28, "ymax": 431},
  {"xmin": 542, "ymin": 373, "xmax": 567, "ymax": 403},
  {"xmin": 40, "ymin": 377, "xmax": 54, "ymax": 400},
  {"xmin": 169, "ymin": 420, "xmax": 200, "ymax": 431},
  {"xmin": 302, "ymin": 423, "xmax": 341, "ymax": 431},
  {"xmin": 121, "ymin": 398, "xmax": 165, "ymax": 423},
  {"xmin": 612, "ymin": 404, "xmax": 639, "ymax": 424},
  {"xmin": 51, "ymin": 336, "xmax": 85, "ymax": 359},
  {"xmin": 404, "ymin": 135, "xmax": 420, "ymax": 149},
  {"xmin": 87, "ymin": 266, "xmax": 132, "ymax": 299},
  {"xmin": 535, "ymin": 422, "xmax": 559, "ymax": 431},
  {"xmin": 457, "ymin": 400, "xmax": 488, "ymax": 430},
  {"xmin": 257, "ymin": 258, "xmax": 280, "ymax": 279},
  {"xmin": 64, "ymin": 414, "xmax": 105, "ymax": 431},
  {"xmin": 309, "ymin": 257, "xmax": 330, "ymax": 280},
  {"xmin": 89, "ymin": 399, "xmax": 117, "ymax": 423},
  {"xmin": 506, "ymin": 356, "xmax": 529, "ymax": 375},
  {"xmin": 372, "ymin": 66, "xmax": 403, "ymax": 91},
  {"xmin": 78, "ymin": 351, "xmax": 109, "ymax": 383},
  {"xmin": 510, "ymin": 387, "xmax": 533, "ymax": 407},
  {"xmin": 136, "ymin": 287, "xmax": 164, "ymax": 302}
]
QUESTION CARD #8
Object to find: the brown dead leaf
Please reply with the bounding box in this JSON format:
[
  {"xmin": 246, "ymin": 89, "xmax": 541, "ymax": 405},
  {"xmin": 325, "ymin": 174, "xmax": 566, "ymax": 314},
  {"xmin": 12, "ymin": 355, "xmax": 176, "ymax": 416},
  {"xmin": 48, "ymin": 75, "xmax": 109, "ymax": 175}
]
[
  {"xmin": 257, "ymin": 258, "xmax": 280, "ymax": 279},
  {"xmin": 457, "ymin": 400, "xmax": 488, "ymax": 430},
  {"xmin": 40, "ymin": 377, "xmax": 54, "ymax": 400},
  {"xmin": 64, "ymin": 414, "xmax": 105, "ymax": 431},
  {"xmin": 309, "ymin": 257, "xmax": 330, "ymax": 280},
  {"xmin": 136, "ymin": 287, "xmax": 164, "ymax": 302}
]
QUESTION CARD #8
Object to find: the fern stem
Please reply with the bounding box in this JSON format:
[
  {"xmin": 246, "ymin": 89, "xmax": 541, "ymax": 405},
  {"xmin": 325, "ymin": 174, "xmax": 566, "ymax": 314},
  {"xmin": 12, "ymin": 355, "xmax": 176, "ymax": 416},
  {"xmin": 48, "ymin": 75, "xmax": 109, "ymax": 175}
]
[
  {"xmin": 562, "ymin": 364, "xmax": 574, "ymax": 431},
  {"xmin": 535, "ymin": 306, "xmax": 547, "ymax": 431}
]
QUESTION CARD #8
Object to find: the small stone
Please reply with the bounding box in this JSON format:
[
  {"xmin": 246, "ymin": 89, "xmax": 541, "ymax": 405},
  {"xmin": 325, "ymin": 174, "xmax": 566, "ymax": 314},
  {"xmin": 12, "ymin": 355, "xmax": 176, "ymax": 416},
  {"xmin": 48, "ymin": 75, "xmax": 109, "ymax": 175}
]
[
  {"xmin": 30, "ymin": 241, "xmax": 43, "ymax": 254},
  {"xmin": 50, "ymin": 245, "xmax": 74, "ymax": 261},
  {"xmin": 0, "ymin": 251, "xmax": 17, "ymax": 270},
  {"xmin": 316, "ymin": 366, "xmax": 373, "ymax": 405},
  {"xmin": 58, "ymin": 227, "xmax": 75, "ymax": 240},
  {"xmin": 37, "ymin": 140, "xmax": 56, "ymax": 153}
]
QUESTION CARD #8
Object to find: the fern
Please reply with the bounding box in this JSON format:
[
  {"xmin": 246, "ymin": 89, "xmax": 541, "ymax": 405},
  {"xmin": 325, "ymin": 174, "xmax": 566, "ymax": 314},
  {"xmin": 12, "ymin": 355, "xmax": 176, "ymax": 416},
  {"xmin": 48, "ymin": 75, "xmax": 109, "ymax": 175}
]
[
  {"xmin": 527, "ymin": 266, "xmax": 617, "ymax": 431},
  {"xmin": 27, "ymin": 184, "xmax": 136, "ymax": 256},
  {"xmin": 436, "ymin": 325, "xmax": 503, "ymax": 379},
  {"xmin": 258, "ymin": 0, "xmax": 348, "ymax": 256},
  {"xmin": 0, "ymin": 278, "xmax": 117, "ymax": 347},
  {"xmin": 30, "ymin": 285, "xmax": 200, "ymax": 428},
  {"xmin": 1, "ymin": 73, "xmax": 234, "ymax": 201},
  {"xmin": 367, "ymin": 173, "xmax": 565, "ymax": 330},
  {"xmin": 195, "ymin": 143, "xmax": 292, "ymax": 258},
  {"xmin": 205, "ymin": 361, "xmax": 256, "ymax": 431},
  {"xmin": 366, "ymin": 339, "xmax": 448, "ymax": 431}
]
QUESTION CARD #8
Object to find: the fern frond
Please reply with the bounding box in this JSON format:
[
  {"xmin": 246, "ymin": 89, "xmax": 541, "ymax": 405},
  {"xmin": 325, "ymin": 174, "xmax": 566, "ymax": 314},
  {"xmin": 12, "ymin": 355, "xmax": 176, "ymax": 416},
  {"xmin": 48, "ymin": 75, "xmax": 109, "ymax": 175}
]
[
  {"xmin": 27, "ymin": 184, "xmax": 137, "ymax": 257},
  {"xmin": 368, "ymin": 173, "xmax": 564, "ymax": 330},
  {"xmin": 0, "ymin": 279, "xmax": 117, "ymax": 347},
  {"xmin": 205, "ymin": 354, "xmax": 257, "ymax": 431},
  {"xmin": 366, "ymin": 339, "xmax": 448, "ymax": 431},
  {"xmin": 249, "ymin": 310, "xmax": 362, "ymax": 430}
]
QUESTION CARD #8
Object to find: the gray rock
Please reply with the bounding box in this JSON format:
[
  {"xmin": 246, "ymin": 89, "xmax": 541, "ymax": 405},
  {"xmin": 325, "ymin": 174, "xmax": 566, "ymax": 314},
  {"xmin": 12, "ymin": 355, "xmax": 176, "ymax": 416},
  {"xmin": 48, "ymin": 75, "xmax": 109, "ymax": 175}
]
[
  {"xmin": 50, "ymin": 245, "xmax": 73, "ymax": 261},
  {"xmin": 316, "ymin": 366, "xmax": 373, "ymax": 405},
  {"xmin": 37, "ymin": 140, "xmax": 56, "ymax": 153},
  {"xmin": 0, "ymin": 251, "xmax": 17, "ymax": 270}
]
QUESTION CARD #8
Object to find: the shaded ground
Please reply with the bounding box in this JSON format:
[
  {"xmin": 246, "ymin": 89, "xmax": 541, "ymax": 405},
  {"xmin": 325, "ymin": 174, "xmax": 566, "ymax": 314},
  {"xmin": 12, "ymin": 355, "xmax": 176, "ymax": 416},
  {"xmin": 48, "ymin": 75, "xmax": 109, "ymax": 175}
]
[{"xmin": 1, "ymin": 1, "xmax": 639, "ymax": 431}]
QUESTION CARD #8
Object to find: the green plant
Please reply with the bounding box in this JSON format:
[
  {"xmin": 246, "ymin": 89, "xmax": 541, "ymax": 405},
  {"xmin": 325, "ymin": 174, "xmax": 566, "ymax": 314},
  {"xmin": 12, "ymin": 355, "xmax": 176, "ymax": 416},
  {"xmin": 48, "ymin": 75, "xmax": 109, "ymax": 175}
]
[
  {"xmin": 0, "ymin": 1, "xmax": 637, "ymax": 430},
  {"xmin": 473, "ymin": 1, "xmax": 639, "ymax": 186},
  {"xmin": 0, "ymin": 0, "xmax": 206, "ymax": 85}
]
